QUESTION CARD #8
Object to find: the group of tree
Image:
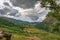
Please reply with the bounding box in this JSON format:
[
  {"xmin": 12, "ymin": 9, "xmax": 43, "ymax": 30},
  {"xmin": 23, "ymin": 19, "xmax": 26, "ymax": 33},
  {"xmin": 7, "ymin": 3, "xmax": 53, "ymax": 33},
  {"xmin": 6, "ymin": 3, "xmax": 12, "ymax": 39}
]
[{"xmin": 36, "ymin": 0, "xmax": 60, "ymax": 33}]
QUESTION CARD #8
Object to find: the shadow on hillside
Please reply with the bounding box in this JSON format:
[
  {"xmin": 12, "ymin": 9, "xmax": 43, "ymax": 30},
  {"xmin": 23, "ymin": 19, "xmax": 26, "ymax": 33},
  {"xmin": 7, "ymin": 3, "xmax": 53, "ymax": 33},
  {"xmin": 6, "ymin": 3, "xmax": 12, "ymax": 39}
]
[{"xmin": 35, "ymin": 22, "xmax": 50, "ymax": 32}]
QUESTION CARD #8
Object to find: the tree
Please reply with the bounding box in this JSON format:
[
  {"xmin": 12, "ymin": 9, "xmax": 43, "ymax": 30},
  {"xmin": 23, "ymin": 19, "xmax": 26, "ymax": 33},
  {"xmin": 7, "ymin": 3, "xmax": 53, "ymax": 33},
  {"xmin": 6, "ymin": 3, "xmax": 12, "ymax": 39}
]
[
  {"xmin": 39, "ymin": 0, "xmax": 60, "ymax": 13},
  {"xmin": 37, "ymin": 0, "xmax": 60, "ymax": 33}
]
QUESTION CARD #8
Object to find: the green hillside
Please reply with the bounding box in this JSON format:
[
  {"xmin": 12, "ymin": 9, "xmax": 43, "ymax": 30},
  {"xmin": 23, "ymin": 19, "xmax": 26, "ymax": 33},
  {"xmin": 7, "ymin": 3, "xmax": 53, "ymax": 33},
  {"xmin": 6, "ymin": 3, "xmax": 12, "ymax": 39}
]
[
  {"xmin": 0, "ymin": 0, "xmax": 60, "ymax": 40},
  {"xmin": 0, "ymin": 17, "xmax": 60, "ymax": 40}
]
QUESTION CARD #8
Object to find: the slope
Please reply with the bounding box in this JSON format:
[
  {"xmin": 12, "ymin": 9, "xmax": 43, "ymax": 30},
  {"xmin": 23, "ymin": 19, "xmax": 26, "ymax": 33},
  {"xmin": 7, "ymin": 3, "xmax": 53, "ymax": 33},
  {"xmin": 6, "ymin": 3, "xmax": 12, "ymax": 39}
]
[{"xmin": 0, "ymin": 17, "xmax": 60, "ymax": 40}]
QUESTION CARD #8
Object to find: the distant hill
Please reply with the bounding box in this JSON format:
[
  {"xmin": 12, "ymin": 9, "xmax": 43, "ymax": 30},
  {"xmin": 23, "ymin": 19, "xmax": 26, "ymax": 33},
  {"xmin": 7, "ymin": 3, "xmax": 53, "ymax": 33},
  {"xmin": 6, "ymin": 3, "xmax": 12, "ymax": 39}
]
[
  {"xmin": 0, "ymin": 16, "xmax": 60, "ymax": 40},
  {"xmin": 0, "ymin": 11, "xmax": 60, "ymax": 40}
]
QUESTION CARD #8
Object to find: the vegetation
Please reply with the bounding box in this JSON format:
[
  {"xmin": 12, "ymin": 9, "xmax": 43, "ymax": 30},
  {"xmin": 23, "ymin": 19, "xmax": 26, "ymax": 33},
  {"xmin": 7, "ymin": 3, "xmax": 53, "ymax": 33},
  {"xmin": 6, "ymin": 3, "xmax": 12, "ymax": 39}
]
[
  {"xmin": 37, "ymin": 0, "xmax": 60, "ymax": 33},
  {"xmin": 0, "ymin": 17, "xmax": 60, "ymax": 40},
  {"xmin": 0, "ymin": 0, "xmax": 60, "ymax": 40}
]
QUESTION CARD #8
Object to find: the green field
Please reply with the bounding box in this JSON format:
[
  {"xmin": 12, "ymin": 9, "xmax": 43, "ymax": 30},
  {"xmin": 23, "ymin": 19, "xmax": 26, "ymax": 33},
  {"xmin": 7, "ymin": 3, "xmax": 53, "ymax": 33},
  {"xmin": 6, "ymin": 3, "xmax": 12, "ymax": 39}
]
[
  {"xmin": 0, "ymin": 17, "xmax": 60, "ymax": 40},
  {"xmin": 0, "ymin": 26, "xmax": 60, "ymax": 40}
]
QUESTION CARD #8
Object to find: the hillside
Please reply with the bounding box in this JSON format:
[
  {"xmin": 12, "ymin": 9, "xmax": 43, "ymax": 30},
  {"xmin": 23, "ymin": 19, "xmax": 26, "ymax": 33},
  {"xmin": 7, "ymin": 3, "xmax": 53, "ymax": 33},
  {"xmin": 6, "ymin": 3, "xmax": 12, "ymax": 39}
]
[
  {"xmin": 36, "ymin": 12, "xmax": 60, "ymax": 33},
  {"xmin": 0, "ymin": 17, "xmax": 60, "ymax": 40},
  {"xmin": 0, "ymin": 0, "xmax": 60, "ymax": 40}
]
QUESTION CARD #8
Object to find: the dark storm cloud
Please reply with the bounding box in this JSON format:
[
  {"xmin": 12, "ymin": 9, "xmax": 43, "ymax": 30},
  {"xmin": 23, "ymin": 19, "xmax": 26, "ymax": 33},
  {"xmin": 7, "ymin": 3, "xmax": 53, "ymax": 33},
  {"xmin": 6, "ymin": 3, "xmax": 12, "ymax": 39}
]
[
  {"xmin": 15, "ymin": 13, "xmax": 21, "ymax": 17},
  {"xmin": 3, "ymin": 2, "xmax": 10, "ymax": 6},
  {"xmin": 27, "ymin": 15, "xmax": 39, "ymax": 20},
  {"xmin": 10, "ymin": 0, "xmax": 37, "ymax": 9},
  {"xmin": 0, "ymin": 7, "xmax": 18, "ymax": 16},
  {"xmin": 9, "ymin": 9, "xmax": 18, "ymax": 16},
  {"xmin": 26, "ymin": 10, "xmax": 46, "ymax": 20},
  {"xmin": 0, "ymin": 7, "xmax": 10, "ymax": 15}
]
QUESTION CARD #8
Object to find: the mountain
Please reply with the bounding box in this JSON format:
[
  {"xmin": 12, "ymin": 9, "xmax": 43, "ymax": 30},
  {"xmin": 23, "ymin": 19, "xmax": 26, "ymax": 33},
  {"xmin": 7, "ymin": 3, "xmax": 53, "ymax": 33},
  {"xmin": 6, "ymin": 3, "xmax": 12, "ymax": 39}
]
[
  {"xmin": 0, "ymin": 17, "xmax": 32, "ymax": 26},
  {"xmin": 0, "ymin": 16, "xmax": 60, "ymax": 40},
  {"xmin": 0, "ymin": 11, "xmax": 60, "ymax": 33},
  {"xmin": 0, "ymin": 0, "xmax": 60, "ymax": 40}
]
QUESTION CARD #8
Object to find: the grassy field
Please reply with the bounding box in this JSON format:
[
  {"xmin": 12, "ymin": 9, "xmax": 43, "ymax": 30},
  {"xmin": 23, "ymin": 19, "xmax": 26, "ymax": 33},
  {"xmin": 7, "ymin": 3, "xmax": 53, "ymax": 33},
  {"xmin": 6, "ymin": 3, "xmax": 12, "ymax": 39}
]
[
  {"xmin": 0, "ymin": 17, "xmax": 60, "ymax": 40},
  {"xmin": 0, "ymin": 26, "xmax": 60, "ymax": 40}
]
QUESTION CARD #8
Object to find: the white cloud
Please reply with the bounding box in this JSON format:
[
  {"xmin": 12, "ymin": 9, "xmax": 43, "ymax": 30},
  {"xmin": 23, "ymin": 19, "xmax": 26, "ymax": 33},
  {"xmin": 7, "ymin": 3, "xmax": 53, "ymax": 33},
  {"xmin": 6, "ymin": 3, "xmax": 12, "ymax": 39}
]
[{"xmin": 0, "ymin": 0, "xmax": 49, "ymax": 22}]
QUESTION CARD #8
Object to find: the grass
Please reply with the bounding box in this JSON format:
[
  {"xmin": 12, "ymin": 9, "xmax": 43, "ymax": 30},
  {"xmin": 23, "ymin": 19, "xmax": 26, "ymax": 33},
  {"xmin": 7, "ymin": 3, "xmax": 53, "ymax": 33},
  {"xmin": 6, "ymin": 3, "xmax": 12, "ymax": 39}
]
[
  {"xmin": 0, "ymin": 26, "xmax": 60, "ymax": 40},
  {"xmin": 0, "ymin": 17, "xmax": 60, "ymax": 40}
]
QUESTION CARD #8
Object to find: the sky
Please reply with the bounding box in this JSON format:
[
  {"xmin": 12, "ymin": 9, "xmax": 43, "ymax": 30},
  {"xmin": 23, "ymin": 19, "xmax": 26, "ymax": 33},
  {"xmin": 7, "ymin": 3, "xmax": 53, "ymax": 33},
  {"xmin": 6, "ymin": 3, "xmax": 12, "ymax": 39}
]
[{"xmin": 0, "ymin": 0, "xmax": 53, "ymax": 22}]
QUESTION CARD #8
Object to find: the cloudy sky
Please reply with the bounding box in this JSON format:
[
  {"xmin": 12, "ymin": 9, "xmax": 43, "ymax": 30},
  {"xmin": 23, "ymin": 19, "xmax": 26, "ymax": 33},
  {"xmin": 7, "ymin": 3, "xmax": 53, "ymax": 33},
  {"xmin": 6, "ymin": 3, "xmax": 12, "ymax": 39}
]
[{"xmin": 0, "ymin": 0, "xmax": 53, "ymax": 22}]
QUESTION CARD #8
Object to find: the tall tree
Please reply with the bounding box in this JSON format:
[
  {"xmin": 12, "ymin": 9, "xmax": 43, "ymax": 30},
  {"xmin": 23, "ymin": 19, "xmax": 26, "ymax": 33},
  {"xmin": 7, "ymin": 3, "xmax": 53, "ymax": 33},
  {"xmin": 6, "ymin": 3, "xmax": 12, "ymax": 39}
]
[{"xmin": 37, "ymin": 0, "xmax": 60, "ymax": 32}]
